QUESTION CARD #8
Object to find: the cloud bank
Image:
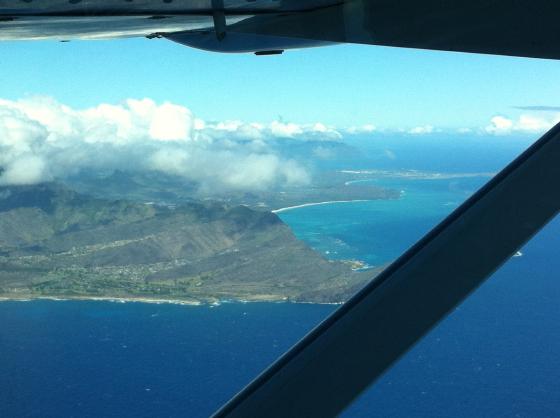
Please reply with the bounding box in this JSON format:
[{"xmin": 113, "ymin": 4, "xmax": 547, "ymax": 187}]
[
  {"xmin": 485, "ymin": 112, "xmax": 560, "ymax": 135},
  {"xmin": 0, "ymin": 97, "xmax": 347, "ymax": 189},
  {"xmin": 2, "ymin": 96, "xmax": 554, "ymax": 190}
]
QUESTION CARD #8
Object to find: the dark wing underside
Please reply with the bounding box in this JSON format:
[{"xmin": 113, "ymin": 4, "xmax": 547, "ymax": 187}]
[
  {"xmin": 229, "ymin": 0, "xmax": 560, "ymax": 59},
  {"xmin": 1, "ymin": 0, "xmax": 560, "ymax": 58}
]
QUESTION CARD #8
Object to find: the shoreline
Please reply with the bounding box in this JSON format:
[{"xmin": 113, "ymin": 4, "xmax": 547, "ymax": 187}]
[
  {"xmin": 0, "ymin": 295, "xmax": 203, "ymax": 306},
  {"xmin": 0, "ymin": 295, "xmax": 344, "ymax": 306},
  {"xmin": 272, "ymin": 199, "xmax": 370, "ymax": 213}
]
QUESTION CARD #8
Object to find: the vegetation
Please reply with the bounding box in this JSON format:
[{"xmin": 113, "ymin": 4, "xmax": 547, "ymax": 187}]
[{"xmin": 0, "ymin": 183, "xmax": 377, "ymax": 303}]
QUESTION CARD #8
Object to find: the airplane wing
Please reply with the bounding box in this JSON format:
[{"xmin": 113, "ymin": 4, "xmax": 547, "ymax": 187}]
[
  {"xmin": 1, "ymin": 1, "xmax": 560, "ymax": 59},
  {"xmin": 232, "ymin": 0, "xmax": 560, "ymax": 59}
]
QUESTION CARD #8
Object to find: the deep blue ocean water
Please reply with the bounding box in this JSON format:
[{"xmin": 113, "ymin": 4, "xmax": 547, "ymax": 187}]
[
  {"xmin": 2, "ymin": 135, "xmax": 559, "ymax": 417},
  {"xmin": 1, "ymin": 301, "xmax": 334, "ymax": 417}
]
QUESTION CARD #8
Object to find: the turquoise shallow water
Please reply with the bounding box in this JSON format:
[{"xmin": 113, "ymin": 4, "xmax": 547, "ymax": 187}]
[{"xmin": 279, "ymin": 175, "xmax": 488, "ymax": 266}]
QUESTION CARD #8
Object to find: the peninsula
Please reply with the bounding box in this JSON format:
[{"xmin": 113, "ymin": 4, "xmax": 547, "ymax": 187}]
[{"xmin": 0, "ymin": 183, "xmax": 376, "ymax": 304}]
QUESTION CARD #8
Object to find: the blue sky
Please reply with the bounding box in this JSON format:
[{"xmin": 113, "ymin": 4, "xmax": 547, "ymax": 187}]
[{"xmin": 2, "ymin": 38, "xmax": 560, "ymax": 130}]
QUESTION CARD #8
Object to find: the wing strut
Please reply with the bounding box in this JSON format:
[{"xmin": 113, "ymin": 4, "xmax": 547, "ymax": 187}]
[
  {"xmin": 212, "ymin": 122, "xmax": 560, "ymax": 417},
  {"xmin": 211, "ymin": 0, "xmax": 226, "ymax": 41}
]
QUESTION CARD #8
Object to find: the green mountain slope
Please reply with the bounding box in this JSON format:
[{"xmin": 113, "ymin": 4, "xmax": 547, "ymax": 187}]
[{"xmin": 0, "ymin": 184, "xmax": 374, "ymax": 303}]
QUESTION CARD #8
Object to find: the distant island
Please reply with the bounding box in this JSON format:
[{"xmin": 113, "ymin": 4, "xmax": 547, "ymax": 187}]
[{"xmin": 0, "ymin": 183, "xmax": 379, "ymax": 304}]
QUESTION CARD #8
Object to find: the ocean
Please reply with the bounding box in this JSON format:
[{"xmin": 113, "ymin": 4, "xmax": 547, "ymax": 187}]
[{"xmin": 2, "ymin": 135, "xmax": 559, "ymax": 417}]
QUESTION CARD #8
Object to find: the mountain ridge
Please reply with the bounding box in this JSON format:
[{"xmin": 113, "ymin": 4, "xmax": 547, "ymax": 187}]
[{"xmin": 0, "ymin": 183, "xmax": 375, "ymax": 303}]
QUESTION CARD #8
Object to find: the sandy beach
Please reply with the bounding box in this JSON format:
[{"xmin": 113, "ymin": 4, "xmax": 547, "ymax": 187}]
[{"xmin": 272, "ymin": 200, "xmax": 370, "ymax": 213}]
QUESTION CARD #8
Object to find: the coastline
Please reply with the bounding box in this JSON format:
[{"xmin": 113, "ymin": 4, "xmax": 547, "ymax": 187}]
[
  {"xmin": 272, "ymin": 199, "xmax": 370, "ymax": 213},
  {"xmin": 0, "ymin": 295, "xmax": 203, "ymax": 306},
  {"xmin": 0, "ymin": 294, "xmax": 344, "ymax": 306}
]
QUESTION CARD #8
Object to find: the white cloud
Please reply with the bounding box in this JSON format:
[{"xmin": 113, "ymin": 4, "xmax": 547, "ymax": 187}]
[
  {"xmin": 485, "ymin": 113, "xmax": 560, "ymax": 135},
  {"xmin": 0, "ymin": 97, "xmax": 322, "ymax": 191},
  {"xmin": 149, "ymin": 148, "xmax": 191, "ymax": 177},
  {"xmin": 269, "ymin": 120, "xmax": 303, "ymax": 137},
  {"xmin": 149, "ymin": 102, "xmax": 193, "ymax": 141},
  {"xmin": 408, "ymin": 125, "xmax": 434, "ymax": 135},
  {"xmin": 201, "ymin": 118, "xmax": 342, "ymax": 142},
  {"xmin": 485, "ymin": 116, "xmax": 514, "ymax": 134},
  {"xmin": 346, "ymin": 124, "xmax": 377, "ymax": 134},
  {"xmin": 0, "ymin": 155, "xmax": 49, "ymax": 185}
]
